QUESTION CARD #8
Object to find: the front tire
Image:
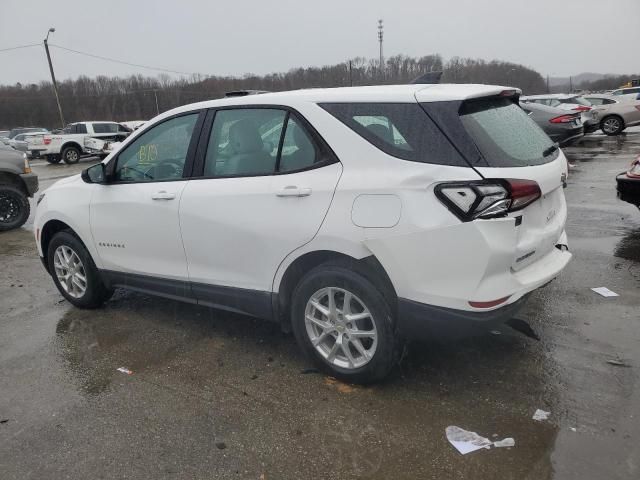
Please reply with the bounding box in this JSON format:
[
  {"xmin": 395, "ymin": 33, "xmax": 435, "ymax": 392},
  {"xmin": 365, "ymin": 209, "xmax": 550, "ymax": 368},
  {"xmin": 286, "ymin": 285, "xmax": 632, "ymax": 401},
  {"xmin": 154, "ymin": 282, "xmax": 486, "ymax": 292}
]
[
  {"xmin": 47, "ymin": 231, "xmax": 113, "ymax": 308},
  {"xmin": 0, "ymin": 184, "xmax": 30, "ymax": 231},
  {"xmin": 291, "ymin": 264, "xmax": 399, "ymax": 384},
  {"xmin": 62, "ymin": 146, "xmax": 81, "ymax": 164},
  {"xmin": 601, "ymin": 115, "xmax": 624, "ymax": 136}
]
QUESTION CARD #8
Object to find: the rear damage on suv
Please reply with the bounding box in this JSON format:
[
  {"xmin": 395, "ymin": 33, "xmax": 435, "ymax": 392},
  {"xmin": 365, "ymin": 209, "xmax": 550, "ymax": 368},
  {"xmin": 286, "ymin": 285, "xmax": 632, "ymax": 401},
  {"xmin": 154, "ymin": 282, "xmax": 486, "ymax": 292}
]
[{"xmin": 321, "ymin": 88, "xmax": 571, "ymax": 337}]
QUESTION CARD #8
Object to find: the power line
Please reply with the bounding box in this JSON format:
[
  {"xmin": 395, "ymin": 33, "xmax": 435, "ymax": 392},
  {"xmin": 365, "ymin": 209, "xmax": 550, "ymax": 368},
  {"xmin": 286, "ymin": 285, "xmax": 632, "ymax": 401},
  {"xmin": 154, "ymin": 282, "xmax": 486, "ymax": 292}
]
[
  {"xmin": 49, "ymin": 44, "xmax": 203, "ymax": 76},
  {"xmin": 0, "ymin": 43, "xmax": 42, "ymax": 53}
]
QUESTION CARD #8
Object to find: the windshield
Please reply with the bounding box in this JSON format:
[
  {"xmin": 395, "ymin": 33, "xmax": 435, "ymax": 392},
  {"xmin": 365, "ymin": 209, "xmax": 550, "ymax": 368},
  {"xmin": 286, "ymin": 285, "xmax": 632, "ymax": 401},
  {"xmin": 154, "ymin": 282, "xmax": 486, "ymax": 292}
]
[{"xmin": 459, "ymin": 96, "xmax": 557, "ymax": 167}]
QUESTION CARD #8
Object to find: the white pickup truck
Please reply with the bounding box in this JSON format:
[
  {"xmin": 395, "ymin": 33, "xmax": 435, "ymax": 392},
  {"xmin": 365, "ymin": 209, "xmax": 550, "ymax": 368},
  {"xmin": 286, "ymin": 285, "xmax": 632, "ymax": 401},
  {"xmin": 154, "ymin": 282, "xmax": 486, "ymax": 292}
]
[{"xmin": 29, "ymin": 121, "xmax": 132, "ymax": 164}]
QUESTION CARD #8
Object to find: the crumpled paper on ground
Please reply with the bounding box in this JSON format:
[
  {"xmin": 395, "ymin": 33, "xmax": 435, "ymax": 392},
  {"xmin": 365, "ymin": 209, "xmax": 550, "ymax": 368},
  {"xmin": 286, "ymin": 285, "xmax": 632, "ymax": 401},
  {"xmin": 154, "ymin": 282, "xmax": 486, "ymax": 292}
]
[
  {"xmin": 532, "ymin": 409, "xmax": 551, "ymax": 421},
  {"xmin": 446, "ymin": 426, "xmax": 515, "ymax": 455}
]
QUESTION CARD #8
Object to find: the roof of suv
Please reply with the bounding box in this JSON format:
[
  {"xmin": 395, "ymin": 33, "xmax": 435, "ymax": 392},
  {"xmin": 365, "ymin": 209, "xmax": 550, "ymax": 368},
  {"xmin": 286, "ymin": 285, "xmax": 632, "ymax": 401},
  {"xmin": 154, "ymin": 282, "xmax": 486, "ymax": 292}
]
[{"xmin": 160, "ymin": 84, "xmax": 519, "ymax": 119}]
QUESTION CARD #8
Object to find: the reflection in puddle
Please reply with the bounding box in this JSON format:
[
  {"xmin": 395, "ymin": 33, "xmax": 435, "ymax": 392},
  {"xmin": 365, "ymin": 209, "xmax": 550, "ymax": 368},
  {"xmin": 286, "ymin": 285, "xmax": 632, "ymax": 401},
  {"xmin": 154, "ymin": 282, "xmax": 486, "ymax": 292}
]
[
  {"xmin": 614, "ymin": 227, "xmax": 640, "ymax": 263},
  {"xmin": 52, "ymin": 289, "xmax": 560, "ymax": 478}
]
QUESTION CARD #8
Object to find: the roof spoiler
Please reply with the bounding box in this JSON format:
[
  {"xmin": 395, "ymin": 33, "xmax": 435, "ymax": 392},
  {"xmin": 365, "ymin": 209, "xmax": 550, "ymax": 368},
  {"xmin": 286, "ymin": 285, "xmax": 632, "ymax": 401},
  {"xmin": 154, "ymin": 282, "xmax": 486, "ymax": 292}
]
[
  {"xmin": 224, "ymin": 90, "xmax": 269, "ymax": 98},
  {"xmin": 410, "ymin": 71, "xmax": 443, "ymax": 84}
]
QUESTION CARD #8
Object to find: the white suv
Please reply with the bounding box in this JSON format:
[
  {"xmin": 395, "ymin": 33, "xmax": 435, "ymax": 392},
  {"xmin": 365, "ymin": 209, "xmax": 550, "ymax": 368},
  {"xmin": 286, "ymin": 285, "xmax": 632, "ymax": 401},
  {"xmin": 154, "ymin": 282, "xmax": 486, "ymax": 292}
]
[{"xmin": 35, "ymin": 85, "xmax": 572, "ymax": 383}]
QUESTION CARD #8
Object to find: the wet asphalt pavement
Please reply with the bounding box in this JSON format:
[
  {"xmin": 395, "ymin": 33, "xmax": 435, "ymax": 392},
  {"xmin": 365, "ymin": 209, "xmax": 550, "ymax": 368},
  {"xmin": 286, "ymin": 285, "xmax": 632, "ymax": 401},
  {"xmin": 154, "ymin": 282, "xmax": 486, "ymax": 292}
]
[{"xmin": 1, "ymin": 135, "xmax": 639, "ymax": 480}]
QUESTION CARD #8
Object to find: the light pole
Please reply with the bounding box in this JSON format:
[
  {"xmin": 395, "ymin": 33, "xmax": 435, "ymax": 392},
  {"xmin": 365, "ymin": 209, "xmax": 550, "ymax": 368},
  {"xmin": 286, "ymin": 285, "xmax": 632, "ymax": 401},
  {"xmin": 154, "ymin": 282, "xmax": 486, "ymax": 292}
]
[
  {"xmin": 44, "ymin": 28, "xmax": 65, "ymax": 128},
  {"xmin": 378, "ymin": 20, "xmax": 384, "ymax": 80}
]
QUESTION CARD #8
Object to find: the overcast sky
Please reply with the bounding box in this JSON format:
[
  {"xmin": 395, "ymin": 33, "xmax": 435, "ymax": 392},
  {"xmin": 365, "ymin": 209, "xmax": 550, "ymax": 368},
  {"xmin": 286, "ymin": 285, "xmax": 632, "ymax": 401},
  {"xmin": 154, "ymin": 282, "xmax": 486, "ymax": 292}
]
[{"xmin": 1, "ymin": 0, "xmax": 638, "ymax": 85}]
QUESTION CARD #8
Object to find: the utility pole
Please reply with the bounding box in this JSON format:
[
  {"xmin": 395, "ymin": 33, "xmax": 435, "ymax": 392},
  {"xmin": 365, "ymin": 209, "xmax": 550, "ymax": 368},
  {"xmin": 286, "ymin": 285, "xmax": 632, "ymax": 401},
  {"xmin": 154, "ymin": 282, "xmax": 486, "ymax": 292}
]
[
  {"xmin": 43, "ymin": 28, "xmax": 65, "ymax": 128},
  {"xmin": 546, "ymin": 74, "xmax": 550, "ymax": 93},
  {"xmin": 348, "ymin": 60, "xmax": 353, "ymax": 86},
  {"xmin": 378, "ymin": 19, "xmax": 384, "ymax": 80},
  {"xmin": 153, "ymin": 90, "xmax": 160, "ymax": 115},
  {"xmin": 569, "ymin": 76, "xmax": 573, "ymax": 93}
]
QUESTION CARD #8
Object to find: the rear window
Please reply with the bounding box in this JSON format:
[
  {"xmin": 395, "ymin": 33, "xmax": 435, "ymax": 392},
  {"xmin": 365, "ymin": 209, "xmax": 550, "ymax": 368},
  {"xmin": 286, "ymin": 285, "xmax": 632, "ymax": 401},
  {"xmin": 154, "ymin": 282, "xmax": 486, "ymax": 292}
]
[
  {"xmin": 319, "ymin": 103, "xmax": 468, "ymax": 167},
  {"xmin": 93, "ymin": 123, "xmax": 119, "ymax": 133},
  {"xmin": 560, "ymin": 97, "xmax": 591, "ymax": 106},
  {"xmin": 459, "ymin": 97, "xmax": 558, "ymax": 167}
]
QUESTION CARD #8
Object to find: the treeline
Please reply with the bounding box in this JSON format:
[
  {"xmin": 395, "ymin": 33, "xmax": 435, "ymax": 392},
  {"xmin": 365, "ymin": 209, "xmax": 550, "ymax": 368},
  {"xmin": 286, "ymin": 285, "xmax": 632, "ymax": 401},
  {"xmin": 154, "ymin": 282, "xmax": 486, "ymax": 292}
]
[
  {"xmin": 0, "ymin": 54, "xmax": 547, "ymax": 129},
  {"xmin": 577, "ymin": 74, "xmax": 640, "ymax": 92}
]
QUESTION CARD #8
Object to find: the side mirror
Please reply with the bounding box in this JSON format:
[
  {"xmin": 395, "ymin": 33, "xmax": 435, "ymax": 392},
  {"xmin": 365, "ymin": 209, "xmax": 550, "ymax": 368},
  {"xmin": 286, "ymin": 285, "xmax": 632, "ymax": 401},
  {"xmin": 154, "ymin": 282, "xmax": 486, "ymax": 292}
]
[{"xmin": 82, "ymin": 163, "xmax": 107, "ymax": 184}]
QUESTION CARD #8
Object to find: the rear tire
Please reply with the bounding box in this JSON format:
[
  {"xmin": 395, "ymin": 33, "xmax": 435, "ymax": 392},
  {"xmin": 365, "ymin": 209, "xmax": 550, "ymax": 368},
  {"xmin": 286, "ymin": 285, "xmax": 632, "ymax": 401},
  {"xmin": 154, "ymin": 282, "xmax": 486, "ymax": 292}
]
[
  {"xmin": 601, "ymin": 115, "xmax": 624, "ymax": 136},
  {"xmin": 47, "ymin": 231, "xmax": 113, "ymax": 308},
  {"xmin": 46, "ymin": 155, "xmax": 61, "ymax": 164},
  {"xmin": 0, "ymin": 184, "xmax": 30, "ymax": 231},
  {"xmin": 62, "ymin": 146, "xmax": 81, "ymax": 164},
  {"xmin": 291, "ymin": 264, "xmax": 399, "ymax": 384}
]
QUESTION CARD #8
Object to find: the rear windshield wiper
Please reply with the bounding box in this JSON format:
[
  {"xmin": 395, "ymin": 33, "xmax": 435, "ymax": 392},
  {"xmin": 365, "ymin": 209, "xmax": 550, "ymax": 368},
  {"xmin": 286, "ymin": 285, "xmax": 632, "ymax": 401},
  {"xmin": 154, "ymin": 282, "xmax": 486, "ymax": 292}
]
[{"xmin": 543, "ymin": 143, "xmax": 559, "ymax": 157}]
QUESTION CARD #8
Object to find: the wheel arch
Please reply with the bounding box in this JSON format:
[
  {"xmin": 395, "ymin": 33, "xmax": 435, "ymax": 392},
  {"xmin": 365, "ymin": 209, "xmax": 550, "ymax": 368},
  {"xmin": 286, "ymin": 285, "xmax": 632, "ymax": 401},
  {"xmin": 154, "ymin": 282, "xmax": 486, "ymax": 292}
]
[
  {"xmin": 0, "ymin": 171, "xmax": 26, "ymax": 193},
  {"xmin": 40, "ymin": 219, "xmax": 92, "ymax": 272},
  {"xmin": 274, "ymin": 249, "xmax": 398, "ymax": 332},
  {"xmin": 61, "ymin": 142, "xmax": 83, "ymax": 153},
  {"xmin": 600, "ymin": 113, "xmax": 625, "ymax": 130}
]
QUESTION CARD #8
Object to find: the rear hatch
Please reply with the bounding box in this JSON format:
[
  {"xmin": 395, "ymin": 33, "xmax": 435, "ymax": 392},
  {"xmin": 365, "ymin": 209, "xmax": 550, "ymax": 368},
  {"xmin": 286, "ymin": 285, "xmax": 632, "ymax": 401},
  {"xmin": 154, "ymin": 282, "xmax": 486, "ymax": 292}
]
[{"xmin": 421, "ymin": 94, "xmax": 568, "ymax": 271}]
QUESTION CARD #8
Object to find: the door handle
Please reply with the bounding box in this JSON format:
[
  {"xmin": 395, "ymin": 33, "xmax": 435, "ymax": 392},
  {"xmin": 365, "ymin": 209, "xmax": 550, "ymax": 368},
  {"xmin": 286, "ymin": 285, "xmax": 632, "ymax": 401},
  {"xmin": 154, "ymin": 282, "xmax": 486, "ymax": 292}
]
[
  {"xmin": 151, "ymin": 191, "xmax": 176, "ymax": 200},
  {"xmin": 276, "ymin": 186, "xmax": 312, "ymax": 197}
]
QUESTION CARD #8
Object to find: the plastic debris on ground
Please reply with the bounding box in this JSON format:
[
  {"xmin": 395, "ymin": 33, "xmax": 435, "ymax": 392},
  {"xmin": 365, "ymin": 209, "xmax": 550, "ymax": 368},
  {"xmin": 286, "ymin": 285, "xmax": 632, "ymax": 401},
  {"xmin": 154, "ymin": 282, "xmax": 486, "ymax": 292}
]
[
  {"xmin": 493, "ymin": 438, "xmax": 515, "ymax": 448},
  {"xmin": 533, "ymin": 409, "xmax": 551, "ymax": 421},
  {"xmin": 446, "ymin": 427, "xmax": 490, "ymax": 454},
  {"xmin": 591, "ymin": 287, "xmax": 619, "ymax": 297},
  {"xmin": 116, "ymin": 367, "xmax": 133, "ymax": 375},
  {"xmin": 446, "ymin": 427, "xmax": 516, "ymax": 454},
  {"xmin": 606, "ymin": 358, "xmax": 630, "ymax": 367}
]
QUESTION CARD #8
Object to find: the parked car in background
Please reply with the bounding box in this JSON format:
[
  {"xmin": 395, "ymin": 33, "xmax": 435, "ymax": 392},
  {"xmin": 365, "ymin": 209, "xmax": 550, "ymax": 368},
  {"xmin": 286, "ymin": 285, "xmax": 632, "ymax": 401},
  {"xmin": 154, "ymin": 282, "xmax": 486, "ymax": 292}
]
[
  {"xmin": 610, "ymin": 87, "xmax": 640, "ymax": 100},
  {"xmin": 33, "ymin": 121, "xmax": 132, "ymax": 164},
  {"xmin": 35, "ymin": 84, "xmax": 572, "ymax": 383},
  {"xmin": 1, "ymin": 127, "xmax": 48, "ymax": 145},
  {"xmin": 120, "ymin": 120, "xmax": 146, "ymax": 131},
  {"xmin": 9, "ymin": 131, "xmax": 49, "ymax": 155},
  {"xmin": 616, "ymin": 154, "xmax": 640, "ymax": 209},
  {"xmin": 519, "ymin": 100, "xmax": 584, "ymax": 146},
  {"xmin": 520, "ymin": 94, "xmax": 597, "ymax": 133},
  {"xmin": 0, "ymin": 131, "xmax": 10, "ymax": 143},
  {"xmin": 0, "ymin": 143, "xmax": 38, "ymax": 231},
  {"xmin": 583, "ymin": 94, "xmax": 640, "ymax": 135}
]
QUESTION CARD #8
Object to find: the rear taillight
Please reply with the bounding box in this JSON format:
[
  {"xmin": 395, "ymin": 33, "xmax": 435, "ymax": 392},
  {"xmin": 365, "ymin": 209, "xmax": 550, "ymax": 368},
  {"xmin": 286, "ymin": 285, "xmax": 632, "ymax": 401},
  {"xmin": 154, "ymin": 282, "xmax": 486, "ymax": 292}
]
[
  {"xmin": 634, "ymin": 105, "xmax": 640, "ymax": 112},
  {"xmin": 549, "ymin": 114, "xmax": 578, "ymax": 124},
  {"xmin": 44, "ymin": 136, "xmax": 51, "ymax": 145},
  {"xmin": 572, "ymin": 106, "xmax": 591, "ymax": 112},
  {"xmin": 508, "ymin": 179, "xmax": 542, "ymax": 210},
  {"xmin": 436, "ymin": 179, "xmax": 541, "ymax": 221}
]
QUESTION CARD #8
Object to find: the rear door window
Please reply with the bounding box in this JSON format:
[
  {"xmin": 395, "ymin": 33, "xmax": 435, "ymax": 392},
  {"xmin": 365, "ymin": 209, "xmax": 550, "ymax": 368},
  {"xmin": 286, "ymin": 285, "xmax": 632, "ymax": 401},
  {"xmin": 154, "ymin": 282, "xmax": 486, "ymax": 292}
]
[
  {"xmin": 459, "ymin": 97, "xmax": 557, "ymax": 167},
  {"xmin": 93, "ymin": 123, "xmax": 119, "ymax": 134},
  {"xmin": 320, "ymin": 103, "xmax": 467, "ymax": 166}
]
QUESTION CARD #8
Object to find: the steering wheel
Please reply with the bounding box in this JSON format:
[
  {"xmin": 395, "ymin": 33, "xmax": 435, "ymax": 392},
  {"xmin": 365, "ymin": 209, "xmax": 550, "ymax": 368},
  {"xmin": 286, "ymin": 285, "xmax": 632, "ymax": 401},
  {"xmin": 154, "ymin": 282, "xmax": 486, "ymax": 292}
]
[
  {"xmin": 154, "ymin": 160, "xmax": 183, "ymax": 179},
  {"xmin": 122, "ymin": 165, "xmax": 154, "ymax": 180}
]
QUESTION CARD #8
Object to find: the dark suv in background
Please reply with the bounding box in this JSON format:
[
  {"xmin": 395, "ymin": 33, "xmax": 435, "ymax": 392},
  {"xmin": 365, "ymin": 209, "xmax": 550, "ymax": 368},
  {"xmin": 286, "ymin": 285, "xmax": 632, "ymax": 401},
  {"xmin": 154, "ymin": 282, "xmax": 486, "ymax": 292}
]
[{"xmin": 0, "ymin": 143, "xmax": 38, "ymax": 231}]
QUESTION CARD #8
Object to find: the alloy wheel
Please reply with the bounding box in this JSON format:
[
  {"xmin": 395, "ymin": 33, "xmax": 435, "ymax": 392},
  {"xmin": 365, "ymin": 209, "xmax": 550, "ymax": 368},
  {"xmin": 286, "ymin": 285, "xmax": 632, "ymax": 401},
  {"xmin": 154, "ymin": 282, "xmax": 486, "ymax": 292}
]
[
  {"xmin": 53, "ymin": 245, "xmax": 87, "ymax": 298},
  {"xmin": 603, "ymin": 118, "xmax": 621, "ymax": 134},
  {"xmin": 304, "ymin": 287, "xmax": 378, "ymax": 369},
  {"xmin": 0, "ymin": 192, "xmax": 20, "ymax": 224},
  {"xmin": 66, "ymin": 150, "xmax": 79, "ymax": 162}
]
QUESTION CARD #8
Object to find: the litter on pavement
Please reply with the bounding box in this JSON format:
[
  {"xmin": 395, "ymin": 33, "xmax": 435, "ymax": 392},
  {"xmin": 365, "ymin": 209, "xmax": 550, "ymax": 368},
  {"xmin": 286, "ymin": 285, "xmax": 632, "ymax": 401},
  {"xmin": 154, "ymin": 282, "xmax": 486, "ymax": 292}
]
[
  {"xmin": 532, "ymin": 409, "xmax": 551, "ymax": 421},
  {"xmin": 591, "ymin": 287, "xmax": 619, "ymax": 297},
  {"xmin": 445, "ymin": 426, "xmax": 515, "ymax": 454},
  {"xmin": 116, "ymin": 367, "xmax": 134, "ymax": 375},
  {"xmin": 446, "ymin": 426, "xmax": 492, "ymax": 454},
  {"xmin": 493, "ymin": 438, "xmax": 515, "ymax": 448},
  {"xmin": 606, "ymin": 358, "xmax": 630, "ymax": 367}
]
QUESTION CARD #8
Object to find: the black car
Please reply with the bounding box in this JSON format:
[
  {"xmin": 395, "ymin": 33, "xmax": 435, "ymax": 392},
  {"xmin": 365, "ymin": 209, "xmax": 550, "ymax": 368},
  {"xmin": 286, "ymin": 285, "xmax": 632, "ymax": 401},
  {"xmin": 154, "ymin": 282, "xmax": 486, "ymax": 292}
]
[{"xmin": 616, "ymin": 156, "xmax": 640, "ymax": 209}]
